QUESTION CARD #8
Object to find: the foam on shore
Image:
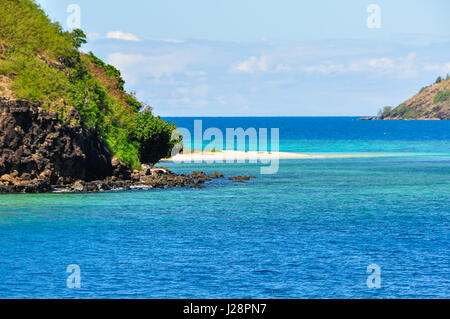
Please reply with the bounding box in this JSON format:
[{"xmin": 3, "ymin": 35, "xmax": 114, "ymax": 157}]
[{"xmin": 160, "ymin": 150, "xmax": 439, "ymax": 162}]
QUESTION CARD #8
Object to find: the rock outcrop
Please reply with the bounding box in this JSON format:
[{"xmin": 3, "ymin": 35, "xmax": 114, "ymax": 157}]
[
  {"xmin": 0, "ymin": 98, "xmax": 113, "ymax": 183},
  {"xmin": 0, "ymin": 99, "xmax": 255, "ymax": 194}
]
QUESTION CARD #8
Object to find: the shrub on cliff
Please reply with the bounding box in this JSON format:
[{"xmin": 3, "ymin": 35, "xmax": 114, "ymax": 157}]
[
  {"xmin": 434, "ymin": 90, "xmax": 450, "ymax": 104},
  {"xmin": 378, "ymin": 106, "xmax": 393, "ymax": 118},
  {"xmin": 133, "ymin": 110, "xmax": 179, "ymax": 165}
]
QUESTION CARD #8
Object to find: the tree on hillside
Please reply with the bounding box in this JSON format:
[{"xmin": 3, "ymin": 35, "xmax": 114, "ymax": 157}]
[
  {"xmin": 70, "ymin": 29, "xmax": 87, "ymax": 49},
  {"xmin": 378, "ymin": 106, "xmax": 393, "ymax": 118}
]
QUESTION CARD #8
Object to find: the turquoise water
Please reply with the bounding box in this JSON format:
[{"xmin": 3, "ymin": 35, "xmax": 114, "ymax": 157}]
[
  {"xmin": 166, "ymin": 117, "xmax": 450, "ymax": 154},
  {"xmin": 0, "ymin": 118, "xmax": 449, "ymax": 298}
]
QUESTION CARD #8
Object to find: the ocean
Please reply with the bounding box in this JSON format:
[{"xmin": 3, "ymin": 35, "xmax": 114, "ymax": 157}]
[{"xmin": 0, "ymin": 117, "xmax": 449, "ymax": 298}]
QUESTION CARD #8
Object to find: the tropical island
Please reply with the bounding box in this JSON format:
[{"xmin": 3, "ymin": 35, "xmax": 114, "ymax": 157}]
[
  {"xmin": 1, "ymin": 1, "xmax": 447, "ymax": 193},
  {"xmin": 0, "ymin": 0, "xmax": 238, "ymax": 193},
  {"xmin": 361, "ymin": 75, "xmax": 450, "ymax": 120}
]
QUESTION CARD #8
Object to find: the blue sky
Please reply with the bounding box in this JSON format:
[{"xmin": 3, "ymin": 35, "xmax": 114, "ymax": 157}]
[{"xmin": 37, "ymin": 0, "xmax": 450, "ymax": 116}]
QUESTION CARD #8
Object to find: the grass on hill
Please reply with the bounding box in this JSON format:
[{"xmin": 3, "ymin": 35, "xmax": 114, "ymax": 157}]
[{"xmin": 0, "ymin": 0, "xmax": 179, "ymax": 169}]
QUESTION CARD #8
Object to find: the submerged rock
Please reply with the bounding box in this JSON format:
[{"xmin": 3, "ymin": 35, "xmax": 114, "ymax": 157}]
[
  {"xmin": 209, "ymin": 172, "xmax": 225, "ymax": 179},
  {"xmin": 229, "ymin": 176, "xmax": 257, "ymax": 182},
  {"xmin": 190, "ymin": 183, "xmax": 206, "ymax": 189}
]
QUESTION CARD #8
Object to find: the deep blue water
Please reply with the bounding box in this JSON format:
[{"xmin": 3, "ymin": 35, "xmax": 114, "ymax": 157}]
[
  {"xmin": 0, "ymin": 118, "xmax": 449, "ymax": 299},
  {"xmin": 165, "ymin": 117, "xmax": 450, "ymax": 153}
]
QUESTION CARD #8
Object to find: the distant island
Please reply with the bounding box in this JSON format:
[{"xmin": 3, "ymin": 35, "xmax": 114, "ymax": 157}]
[{"xmin": 360, "ymin": 75, "xmax": 450, "ymax": 120}]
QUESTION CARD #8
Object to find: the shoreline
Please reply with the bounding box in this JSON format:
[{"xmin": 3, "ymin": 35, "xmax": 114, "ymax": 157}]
[{"xmin": 161, "ymin": 150, "xmax": 441, "ymax": 162}]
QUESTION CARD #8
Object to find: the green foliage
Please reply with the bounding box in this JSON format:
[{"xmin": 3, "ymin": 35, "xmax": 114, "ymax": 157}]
[
  {"xmin": 70, "ymin": 29, "xmax": 87, "ymax": 49},
  {"xmin": 133, "ymin": 110, "xmax": 180, "ymax": 164},
  {"xmin": 105, "ymin": 126, "xmax": 141, "ymax": 170},
  {"xmin": 0, "ymin": 0, "xmax": 178, "ymax": 170},
  {"xmin": 126, "ymin": 93, "xmax": 143, "ymax": 113},
  {"xmin": 87, "ymin": 52, "xmax": 125, "ymax": 90},
  {"xmin": 435, "ymin": 76, "xmax": 442, "ymax": 84},
  {"xmin": 434, "ymin": 90, "xmax": 450, "ymax": 104},
  {"xmin": 389, "ymin": 103, "xmax": 422, "ymax": 119},
  {"xmin": 378, "ymin": 106, "xmax": 393, "ymax": 118},
  {"xmin": 0, "ymin": 53, "xmax": 70, "ymax": 104},
  {"xmin": 0, "ymin": 0, "xmax": 74, "ymax": 59}
]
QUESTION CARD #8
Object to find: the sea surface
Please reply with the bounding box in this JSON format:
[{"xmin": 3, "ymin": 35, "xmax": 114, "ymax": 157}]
[{"xmin": 0, "ymin": 117, "xmax": 449, "ymax": 299}]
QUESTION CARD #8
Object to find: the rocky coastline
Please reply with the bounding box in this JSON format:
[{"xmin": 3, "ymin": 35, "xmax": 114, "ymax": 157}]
[
  {"xmin": 0, "ymin": 164, "xmax": 253, "ymax": 194},
  {"xmin": 0, "ymin": 99, "xmax": 255, "ymax": 194},
  {"xmin": 358, "ymin": 116, "xmax": 380, "ymax": 120}
]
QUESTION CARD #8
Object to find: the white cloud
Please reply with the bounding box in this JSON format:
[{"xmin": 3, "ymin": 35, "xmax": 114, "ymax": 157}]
[
  {"xmin": 107, "ymin": 50, "xmax": 205, "ymax": 84},
  {"xmin": 232, "ymin": 56, "xmax": 270, "ymax": 73},
  {"xmin": 304, "ymin": 63, "xmax": 346, "ymax": 74},
  {"xmin": 423, "ymin": 62, "xmax": 450, "ymax": 74},
  {"xmin": 304, "ymin": 53, "xmax": 419, "ymax": 78},
  {"xmin": 106, "ymin": 31, "xmax": 140, "ymax": 42},
  {"xmin": 231, "ymin": 55, "xmax": 292, "ymax": 74}
]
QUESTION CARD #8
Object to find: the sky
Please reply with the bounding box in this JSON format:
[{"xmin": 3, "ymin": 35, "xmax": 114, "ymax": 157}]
[{"xmin": 37, "ymin": 0, "xmax": 450, "ymax": 116}]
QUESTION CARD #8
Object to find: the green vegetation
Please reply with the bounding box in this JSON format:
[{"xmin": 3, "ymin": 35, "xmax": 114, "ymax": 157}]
[
  {"xmin": 388, "ymin": 103, "xmax": 422, "ymax": 119},
  {"xmin": 0, "ymin": 0, "xmax": 177, "ymax": 168},
  {"xmin": 378, "ymin": 106, "xmax": 393, "ymax": 118},
  {"xmin": 133, "ymin": 110, "xmax": 180, "ymax": 165},
  {"xmin": 379, "ymin": 75, "xmax": 450, "ymax": 120},
  {"xmin": 86, "ymin": 51, "xmax": 125, "ymax": 91},
  {"xmin": 419, "ymin": 85, "xmax": 430, "ymax": 94},
  {"xmin": 434, "ymin": 90, "xmax": 450, "ymax": 104}
]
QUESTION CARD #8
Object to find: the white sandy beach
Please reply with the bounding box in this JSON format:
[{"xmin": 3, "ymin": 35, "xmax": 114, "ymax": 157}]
[{"xmin": 161, "ymin": 150, "xmax": 396, "ymax": 162}]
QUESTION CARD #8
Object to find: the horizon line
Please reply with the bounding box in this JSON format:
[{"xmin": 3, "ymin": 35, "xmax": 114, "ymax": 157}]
[{"xmin": 161, "ymin": 115, "xmax": 374, "ymax": 118}]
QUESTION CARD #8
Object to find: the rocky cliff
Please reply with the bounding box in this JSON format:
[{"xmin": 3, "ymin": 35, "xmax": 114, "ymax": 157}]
[
  {"xmin": 0, "ymin": 98, "xmax": 113, "ymax": 184},
  {"xmin": 0, "ymin": 0, "xmax": 178, "ymax": 174}
]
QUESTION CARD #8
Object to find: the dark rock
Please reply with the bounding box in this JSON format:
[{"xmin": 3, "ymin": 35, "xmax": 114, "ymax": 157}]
[
  {"xmin": 20, "ymin": 173, "xmax": 32, "ymax": 181},
  {"xmin": 190, "ymin": 171, "xmax": 211, "ymax": 184},
  {"xmin": 229, "ymin": 175, "xmax": 256, "ymax": 182},
  {"xmin": 141, "ymin": 164, "xmax": 152, "ymax": 176},
  {"xmin": 111, "ymin": 157, "xmax": 131, "ymax": 180},
  {"xmin": 0, "ymin": 100, "xmax": 256, "ymax": 194},
  {"xmin": 131, "ymin": 170, "xmax": 141, "ymax": 181},
  {"xmin": 151, "ymin": 167, "xmax": 170, "ymax": 176},
  {"xmin": 190, "ymin": 183, "xmax": 205, "ymax": 189},
  {"xmin": 358, "ymin": 117, "xmax": 379, "ymax": 121},
  {"xmin": 14, "ymin": 179, "xmax": 51, "ymax": 193},
  {"xmin": 0, "ymin": 99, "xmax": 113, "ymax": 181},
  {"xmin": 71, "ymin": 180, "xmax": 85, "ymax": 192},
  {"xmin": 209, "ymin": 172, "xmax": 225, "ymax": 179}
]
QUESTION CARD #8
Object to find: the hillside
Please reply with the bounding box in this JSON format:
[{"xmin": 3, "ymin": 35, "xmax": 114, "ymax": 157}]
[
  {"xmin": 378, "ymin": 76, "xmax": 450, "ymax": 120},
  {"xmin": 0, "ymin": 0, "xmax": 178, "ymax": 177}
]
